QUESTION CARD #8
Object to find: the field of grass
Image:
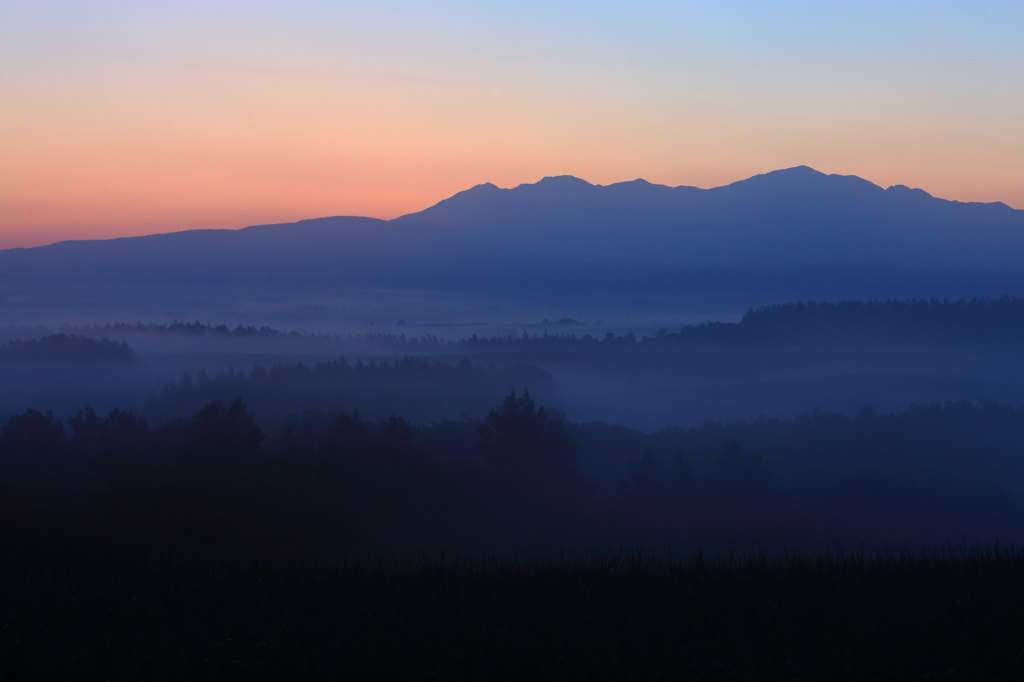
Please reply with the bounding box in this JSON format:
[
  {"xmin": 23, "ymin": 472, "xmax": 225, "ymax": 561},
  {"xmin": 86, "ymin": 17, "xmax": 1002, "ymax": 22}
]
[{"xmin": 2, "ymin": 548, "xmax": 1023, "ymax": 680}]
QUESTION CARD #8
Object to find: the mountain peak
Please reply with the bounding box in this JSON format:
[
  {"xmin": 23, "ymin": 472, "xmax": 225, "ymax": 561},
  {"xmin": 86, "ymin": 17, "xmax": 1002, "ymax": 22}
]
[
  {"xmin": 773, "ymin": 165, "xmax": 824, "ymax": 176},
  {"xmin": 6, "ymin": 166, "xmax": 1024, "ymax": 287},
  {"xmin": 717, "ymin": 166, "xmax": 886, "ymax": 198},
  {"xmin": 885, "ymin": 184, "xmax": 934, "ymax": 200},
  {"xmin": 538, "ymin": 175, "xmax": 592, "ymax": 184},
  {"xmin": 529, "ymin": 175, "xmax": 594, "ymax": 189},
  {"xmin": 743, "ymin": 166, "xmax": 826, "ymax": 182}
]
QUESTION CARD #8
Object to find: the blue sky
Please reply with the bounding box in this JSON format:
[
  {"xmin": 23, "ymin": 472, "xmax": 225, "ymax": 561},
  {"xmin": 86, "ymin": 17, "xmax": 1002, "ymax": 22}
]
[{"xmin": 1, "ymin": 1, "xmax": 1021, "ymax": 246}]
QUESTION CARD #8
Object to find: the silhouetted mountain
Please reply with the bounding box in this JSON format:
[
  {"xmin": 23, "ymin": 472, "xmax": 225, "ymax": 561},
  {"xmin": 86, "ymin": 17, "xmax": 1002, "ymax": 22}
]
[
  {"xmin": 1, "ymin": 168, "xmax": 1022, "ymax": 313},
  {"xmin": 0, "ymin": 217, "xmax": 456, "ymax": 286},
  {"xmin": 398, "ymin": 167, "xmax": 1024, "ymax": 267}
]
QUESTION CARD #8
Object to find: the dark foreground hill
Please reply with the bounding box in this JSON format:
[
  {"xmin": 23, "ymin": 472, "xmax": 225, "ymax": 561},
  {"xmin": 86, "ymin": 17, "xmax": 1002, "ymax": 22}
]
[
  {"xmin": 2, "ymin": 550, "xmax": 1022, "ymax": 680},
  {"xmin": 2, "ymin": 391, "xmax": 1024, "ymax": 676},
  {"xmin": 3, "ymin": 393, "xmax": 1023, "ymax": 557}
]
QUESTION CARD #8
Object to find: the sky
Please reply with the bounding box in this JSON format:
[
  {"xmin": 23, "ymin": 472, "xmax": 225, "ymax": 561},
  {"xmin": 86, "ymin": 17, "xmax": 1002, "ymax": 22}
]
[{"xmin": 1, "ymin": 1, "xmax": 1022, "ymax": 249}]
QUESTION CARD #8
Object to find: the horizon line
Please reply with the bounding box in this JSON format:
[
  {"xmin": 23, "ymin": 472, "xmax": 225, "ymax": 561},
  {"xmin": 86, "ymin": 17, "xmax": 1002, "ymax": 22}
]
[{"xmin": 4, "ymin": 165, "xmax": 1019, "ymax": 252}]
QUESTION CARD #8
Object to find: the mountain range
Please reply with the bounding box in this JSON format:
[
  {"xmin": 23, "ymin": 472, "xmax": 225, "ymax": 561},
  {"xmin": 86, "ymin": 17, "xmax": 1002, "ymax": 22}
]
[
  {"xmin": 2, "ymin": 166, "xmax": 1023, "ymax": 319},
  {"xmin": 398, "ymin": 166, "xmax": 1023, "ymax": 268}
]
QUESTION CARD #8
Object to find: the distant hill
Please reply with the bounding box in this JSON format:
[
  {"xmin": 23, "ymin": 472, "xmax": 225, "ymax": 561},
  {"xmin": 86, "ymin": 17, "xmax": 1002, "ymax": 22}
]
[
  {"xmin": 1, "ymin": 167, "xmax": 1022, "ymax": 311},
  {"xmin": 0, "ymin": 334, "xmax": 135, "ymax": 364},
  {"xmin": 398, "ymin": 166, "xmax": 1024, "ymax": 268},
  {"xmin": 0, "ymin": 217, "xmax": 453, "ymax": 286}
]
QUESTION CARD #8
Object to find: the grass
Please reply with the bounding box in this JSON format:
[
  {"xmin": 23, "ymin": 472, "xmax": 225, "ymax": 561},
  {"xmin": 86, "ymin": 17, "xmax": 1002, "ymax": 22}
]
[{"xmin": 1, "ymin": 548, "xmax": 1023, "ymax": 680}]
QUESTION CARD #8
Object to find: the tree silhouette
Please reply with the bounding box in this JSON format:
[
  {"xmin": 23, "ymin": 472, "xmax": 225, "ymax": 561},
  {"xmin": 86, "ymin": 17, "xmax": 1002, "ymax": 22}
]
[
  {"xmin": 668, "ymin": 447, "xmax": 696, "ymax": 491},
  {"xmin": 478, "ymin": 390, "xmax": 575, "ymax": 483},
  {"xmin": 1, "ymin": 409, "xmax": 66, "ymax": 459},
  {"xmin": 626, "ymin": 447, "xmax": 666, "ymax": 493},
  {"xmin": 185, "ymin": 398, "xmax": 265, "ymax": 466},
  {"xmin": 711, "ymin": 441, "xmax": 772, "ymax": 490},
  {"xmin": 170, "ymin": 399, "xmax": 266, "ymax": 504}
]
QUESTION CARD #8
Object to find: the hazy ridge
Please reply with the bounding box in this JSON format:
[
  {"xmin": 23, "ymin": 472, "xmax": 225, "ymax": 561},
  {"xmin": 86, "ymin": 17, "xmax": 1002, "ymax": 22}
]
[{"xmin": 2, "ymin": 166, "xmax": 1022, "ymax": 283}]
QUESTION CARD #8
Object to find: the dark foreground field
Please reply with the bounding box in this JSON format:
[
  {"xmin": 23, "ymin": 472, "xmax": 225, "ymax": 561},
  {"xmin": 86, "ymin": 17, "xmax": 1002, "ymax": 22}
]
[{"xmin": 2, "ymin": 549, "xmax": 1022, "ymax": 680}]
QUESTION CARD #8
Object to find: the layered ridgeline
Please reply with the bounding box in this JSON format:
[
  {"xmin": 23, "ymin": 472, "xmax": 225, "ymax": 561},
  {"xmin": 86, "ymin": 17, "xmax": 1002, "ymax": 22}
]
[
  {"xmin": 1, "ymin": 167, "xmax": 1021, "ymax": 283},
  {"xmin": 398, "ymin": 166, "xmax": 1024, "ymax": 268},
  {"xmin": 2, "ymin": 168, "xmax": 1023, "ymax": 319}
]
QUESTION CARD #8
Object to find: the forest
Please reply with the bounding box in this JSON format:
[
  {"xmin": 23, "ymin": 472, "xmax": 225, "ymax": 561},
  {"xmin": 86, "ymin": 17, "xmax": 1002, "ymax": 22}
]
[
  {"xmin": 8, "ymin": 11, "xmax": 1024, "ymax": 673},
  {"xmin": 16, "ymin": 296, "xmax": 1024, "ymax": 353},
  {"xmin": 0, "ymin": 334, "xmax": 135, "ymax": 364},
  {"xmin": 3, "ymin": 391, "xmax": 1022, "ymax": 558},
  {"xmin": 140, "ymin": 358, "xmax": 556, "ymax": 426},
  {"xmin": 4, "ymin": 299, "xmax": 1024, "ymax": 678}
]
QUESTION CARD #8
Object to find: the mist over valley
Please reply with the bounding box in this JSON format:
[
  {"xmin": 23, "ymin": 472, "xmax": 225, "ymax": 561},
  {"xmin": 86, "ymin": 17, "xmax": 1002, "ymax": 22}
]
[
  {"xmin": 4, "ymin": 172, "xmax": 1024, "ymax": 648},
  {"xmin": 8, "ymin": 5, "xmax": 1024, "ymax": 674}
]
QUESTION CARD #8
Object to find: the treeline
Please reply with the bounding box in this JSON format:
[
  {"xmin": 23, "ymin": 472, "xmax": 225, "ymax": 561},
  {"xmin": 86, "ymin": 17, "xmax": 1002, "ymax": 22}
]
[
  {"xmin": 70, "ymin": 321, "xmax": 293, "ymax": 339},
  {"xmin": 572, "ymin": 399, "xmax": 1024, "ymax": 493},
  {"xmin": 2, "ymin": 394, "xmax": 1023, "ymax": 556},
  {"xmin": 0, "ymin": 334, "xmax": 135, "ymax": 364},
  {"xmin": 142, "ymin": 358, "xmax": 556, "ymax": 425},
  {"xmin": 354, "ymin": 297, "xmax": 1024, "ymax": 352},
  {"xmin": 0, "ymin": 393, "xmax": 591, "ymax": 555},
  {"xmin": 459, "ymin": 297, "xmax": 1024, "ymax": 352},
  {"xmin": 686, "ymin": 297, "xmax": 1024, "ymax": 348},
  {"xmin": 11, "ymin": 297, "xmax": 1024, "ymax": 355},
  {"xmin": 427, "ymin": 399, "xmax": 1024, "ymax": 547}
]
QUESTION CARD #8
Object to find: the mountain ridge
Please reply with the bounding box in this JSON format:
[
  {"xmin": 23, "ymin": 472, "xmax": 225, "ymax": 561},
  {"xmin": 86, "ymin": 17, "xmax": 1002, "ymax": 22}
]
[
  {"xmin": 391, "ymin": 166, "xmax": 1022, "ymax": 268},
  {"xmin": 1, "ymin": 167, "xmax": 1022, "ymax": 293},
  {"xmin": 3, "ymin": 166, "xmax": 1018, "ymax": 256}
]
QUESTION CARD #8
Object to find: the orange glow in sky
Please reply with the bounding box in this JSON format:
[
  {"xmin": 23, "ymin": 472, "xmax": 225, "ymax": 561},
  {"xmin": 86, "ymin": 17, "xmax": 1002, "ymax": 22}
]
[{"xmin": 2, "ymin": 1, "xmax": 1021, "ymax": 249}]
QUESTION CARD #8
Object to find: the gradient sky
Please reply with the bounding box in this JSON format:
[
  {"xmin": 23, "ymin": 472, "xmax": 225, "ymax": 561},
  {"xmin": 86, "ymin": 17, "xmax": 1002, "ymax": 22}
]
[{"xmin": 2, "ymin": 1, "xmax": 1022, "ymax": 249}]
